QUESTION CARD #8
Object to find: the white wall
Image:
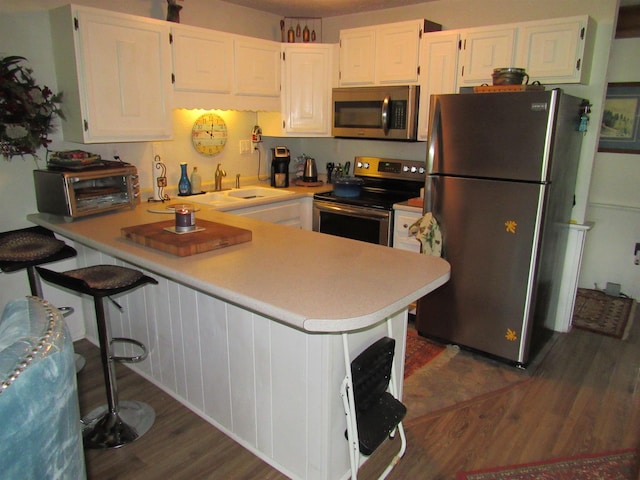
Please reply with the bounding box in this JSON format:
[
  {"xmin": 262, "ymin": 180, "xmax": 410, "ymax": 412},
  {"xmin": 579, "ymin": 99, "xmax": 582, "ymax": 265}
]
[
  {"xmin": 0, "ymin": 0, "xmax": 622, "ymax": 335},
  {"xmin": 578, "ymin": 37, "xmax": 640, "ymax": 299}
]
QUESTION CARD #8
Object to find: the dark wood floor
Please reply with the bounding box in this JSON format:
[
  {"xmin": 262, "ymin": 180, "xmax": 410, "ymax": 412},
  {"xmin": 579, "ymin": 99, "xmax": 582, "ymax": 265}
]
[{"xmin": 75, "ymin": 307, "xmax": 640, "ymax": 479}]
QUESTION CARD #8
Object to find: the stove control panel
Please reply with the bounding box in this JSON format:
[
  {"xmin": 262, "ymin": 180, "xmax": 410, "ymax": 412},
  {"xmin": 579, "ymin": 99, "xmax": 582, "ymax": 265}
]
[{"xmin": 354, "ymin": 156, "xmax": 426, "ymax": 181}]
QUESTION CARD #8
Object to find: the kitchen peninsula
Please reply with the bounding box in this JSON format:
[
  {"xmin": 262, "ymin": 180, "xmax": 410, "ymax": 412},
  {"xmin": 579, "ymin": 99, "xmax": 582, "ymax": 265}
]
[{"xmin": 28, "ymin": 206, "xmax": 450, "ymax": 480}]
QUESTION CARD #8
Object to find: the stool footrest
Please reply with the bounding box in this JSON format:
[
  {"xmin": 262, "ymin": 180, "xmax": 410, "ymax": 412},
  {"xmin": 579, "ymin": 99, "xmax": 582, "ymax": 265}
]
[
  {"xmin": 111, "ymin": 337, "xmax": 148, "ymax": 363},
  {"xmin": 57, "ymin": 306, "xmax": 75, "ymax": 317}
]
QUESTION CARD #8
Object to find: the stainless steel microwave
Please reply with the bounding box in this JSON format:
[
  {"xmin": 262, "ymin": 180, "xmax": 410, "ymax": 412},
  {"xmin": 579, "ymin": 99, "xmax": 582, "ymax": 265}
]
[{"xmin": 332, "ymin": 85, "xmax": 419, "ymax": 141}]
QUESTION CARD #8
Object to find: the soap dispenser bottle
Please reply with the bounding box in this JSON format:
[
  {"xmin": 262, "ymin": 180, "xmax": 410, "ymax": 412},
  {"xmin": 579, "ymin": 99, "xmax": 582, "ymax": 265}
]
[
  {"xmin": 190, "ymin": 166, "xmax": 202, "ymax": 194},
  {"xmin": 178, "ymin": 162, "xmax": 192, "ymax": 195}
]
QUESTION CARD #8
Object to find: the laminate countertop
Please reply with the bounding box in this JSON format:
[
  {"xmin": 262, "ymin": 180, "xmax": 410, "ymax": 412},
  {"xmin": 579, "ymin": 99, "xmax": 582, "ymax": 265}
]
[{"xmin": 28, "ymin": 205, "xmax": 450, "ymax": 333}]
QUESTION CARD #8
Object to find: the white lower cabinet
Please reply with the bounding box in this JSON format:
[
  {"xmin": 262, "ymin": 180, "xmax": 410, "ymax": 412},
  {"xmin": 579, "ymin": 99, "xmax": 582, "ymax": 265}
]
[
  {"xmin": 393, "ymin": 206, "xmax": 422, "ymax": 253},
  {"xmin": 229, "ymin": 197, "xmax": 311, "ymax": 230}
]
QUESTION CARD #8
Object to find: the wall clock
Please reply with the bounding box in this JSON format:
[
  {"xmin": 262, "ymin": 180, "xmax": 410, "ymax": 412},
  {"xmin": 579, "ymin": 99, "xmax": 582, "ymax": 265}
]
[{"xmin": 191, "ymin": 113, "xmax": 227, "ymax": 156}]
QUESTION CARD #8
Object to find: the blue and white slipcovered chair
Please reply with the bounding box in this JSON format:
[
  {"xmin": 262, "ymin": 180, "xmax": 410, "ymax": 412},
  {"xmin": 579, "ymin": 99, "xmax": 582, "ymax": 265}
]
[{"xmin": 0, "ymin": 296, "xmax": 86, "ymax": 479}]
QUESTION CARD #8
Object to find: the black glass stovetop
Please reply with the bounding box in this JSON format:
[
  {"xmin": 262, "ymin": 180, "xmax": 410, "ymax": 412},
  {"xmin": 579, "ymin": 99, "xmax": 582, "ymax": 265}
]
[{"xmin": 314, "ymin": 183, "xmax": 421, "ymax": 211}]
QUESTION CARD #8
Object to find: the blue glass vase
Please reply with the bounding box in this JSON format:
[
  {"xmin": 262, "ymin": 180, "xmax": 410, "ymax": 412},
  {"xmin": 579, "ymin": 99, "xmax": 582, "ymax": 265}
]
[{"xmin": 178, "ymin": 162, "xmax": 191, "ymax": 195}]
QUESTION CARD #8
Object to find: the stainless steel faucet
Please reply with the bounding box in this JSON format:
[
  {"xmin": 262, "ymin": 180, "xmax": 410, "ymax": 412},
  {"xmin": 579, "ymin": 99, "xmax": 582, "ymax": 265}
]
[{"xmin": 214, "ymin": 163, "xmax": 226, "ymax": 191}]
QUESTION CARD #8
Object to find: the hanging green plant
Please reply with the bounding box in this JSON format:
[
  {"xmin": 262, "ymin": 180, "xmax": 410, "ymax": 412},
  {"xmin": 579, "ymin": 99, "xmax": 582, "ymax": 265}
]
[{"xmin": 0, "ymin": 55, "xmax": 64, "ymax": 160}]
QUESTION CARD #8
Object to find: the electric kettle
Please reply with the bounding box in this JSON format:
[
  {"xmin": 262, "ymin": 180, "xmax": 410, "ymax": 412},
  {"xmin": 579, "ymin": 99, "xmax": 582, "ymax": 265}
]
[{"xmin": 303, "ymin": 157, "xmax": 318, "ymax": 183}]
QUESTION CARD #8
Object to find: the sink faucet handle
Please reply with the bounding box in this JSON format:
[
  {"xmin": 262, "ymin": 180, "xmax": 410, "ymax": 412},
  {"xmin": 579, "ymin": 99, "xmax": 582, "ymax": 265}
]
[{"xmin": 235, "ymin": 173, "xmax": 241, "ymax": 189}]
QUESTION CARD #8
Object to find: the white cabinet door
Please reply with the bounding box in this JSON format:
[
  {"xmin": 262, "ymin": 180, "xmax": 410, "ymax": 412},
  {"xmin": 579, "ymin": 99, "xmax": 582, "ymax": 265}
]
[
  {"xmin": 339, "ymin": 26, "xmax": 376, "ymax": 86},
  {"xmin": 393, "ymin": 209, "xmax": 421, "ymax": 252},
  {"xmin": 458, "ymin": 26, "xmax": 517, "ymax": 86},
  {"xmin": 282, "ymin": 44, "xmax": 333, "ymax": 135},
  {"xmin": 376, "ymin": 20, "xmax": 423, "ymax": 85},
  {"xmin": 417, "ymin": 31, "xmax": 461, "ymax": 141},
  {"xmin": 50, "ymin": 5, "xmax": 172, "ymax": 143},
  {"xmin": 171, "ymin": 24, "xmax": 233, "ymax": 93},
  {"xmin": 234, "ymin": 36, "xmax": 281, "ymax": 97},
  {"xmin": 516, "ymin": 16, "xmax": 593, "ymax": 84},
  {"xmin": 231, "ymin": 199, "xmax": 304, "ymax": 229}
]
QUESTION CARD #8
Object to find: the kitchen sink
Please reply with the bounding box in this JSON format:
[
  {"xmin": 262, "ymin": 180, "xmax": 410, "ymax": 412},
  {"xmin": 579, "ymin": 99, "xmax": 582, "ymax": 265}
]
[
  {"xmin": 188, "ymin": 186, "xmax": 294, "ymax": 207},
  {"xmin": 192, "ymin": 191, "xmax": 244, "ymax": 205},
  {"xmin": 226, "ymin": 187, "xmax": 294, "ymax": 199}
]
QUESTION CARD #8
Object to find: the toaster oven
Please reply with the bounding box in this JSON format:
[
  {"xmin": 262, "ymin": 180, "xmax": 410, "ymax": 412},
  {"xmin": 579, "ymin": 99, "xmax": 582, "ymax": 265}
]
[{"xmin": 34, "ymin": 165, "xmax": 140, "ymax": 219}]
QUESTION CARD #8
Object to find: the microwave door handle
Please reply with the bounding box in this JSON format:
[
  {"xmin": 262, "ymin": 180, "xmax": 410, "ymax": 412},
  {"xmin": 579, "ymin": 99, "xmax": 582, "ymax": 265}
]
[{"xmin": 381, "ymin": 95, "xmax": 390, "ymax": 136}]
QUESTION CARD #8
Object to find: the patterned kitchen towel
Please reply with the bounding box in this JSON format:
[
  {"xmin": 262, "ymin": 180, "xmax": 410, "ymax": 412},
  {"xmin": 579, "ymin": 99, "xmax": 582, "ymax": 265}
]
[{"xmin": 409, "ymin": 212, "xmax": 442, "ymax": 256}]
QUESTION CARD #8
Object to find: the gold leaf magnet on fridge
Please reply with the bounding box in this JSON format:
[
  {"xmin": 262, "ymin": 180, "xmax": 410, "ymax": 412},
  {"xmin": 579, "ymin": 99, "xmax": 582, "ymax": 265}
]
[{"xmin": 504, "ymin": 220, "xmax": 518, "ymax": 234}]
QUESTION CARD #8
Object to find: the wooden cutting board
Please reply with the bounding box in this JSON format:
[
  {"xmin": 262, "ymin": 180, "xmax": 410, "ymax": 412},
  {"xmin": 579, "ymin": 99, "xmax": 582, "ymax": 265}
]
[{"xmin": 121, "ymin": 219, "xmax": 251, "ymax": 257}]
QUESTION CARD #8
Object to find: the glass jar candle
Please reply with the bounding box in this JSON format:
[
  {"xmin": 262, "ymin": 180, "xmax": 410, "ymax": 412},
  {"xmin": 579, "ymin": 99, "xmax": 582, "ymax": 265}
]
[{"xmin": 174, "ymin": 203, "xmax": 196, "ymax": 232}]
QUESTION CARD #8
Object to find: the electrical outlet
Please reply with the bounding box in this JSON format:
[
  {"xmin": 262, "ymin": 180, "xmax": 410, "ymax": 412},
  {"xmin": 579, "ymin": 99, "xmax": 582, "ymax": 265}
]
[{"xmin": 239, "ymin": 139, "xmax": 252, "ymax": 154}]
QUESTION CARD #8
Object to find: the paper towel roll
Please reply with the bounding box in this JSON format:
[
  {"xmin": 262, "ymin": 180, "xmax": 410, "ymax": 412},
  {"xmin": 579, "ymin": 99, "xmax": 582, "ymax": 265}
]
[{"xmin": 152, "ymin": 155, "xmax": 168, "ymax": 201}]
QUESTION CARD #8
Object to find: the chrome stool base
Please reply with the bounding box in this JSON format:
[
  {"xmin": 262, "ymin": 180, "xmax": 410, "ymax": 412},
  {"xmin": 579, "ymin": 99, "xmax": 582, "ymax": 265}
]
[{"xmin": 82, "ymin": 400, "xmax": 155, "ymax": 449}]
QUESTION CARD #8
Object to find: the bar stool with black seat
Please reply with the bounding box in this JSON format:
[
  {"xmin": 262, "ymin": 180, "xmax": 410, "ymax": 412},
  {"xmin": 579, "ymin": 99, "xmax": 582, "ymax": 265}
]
[
  {"xmin": 36, "ymin": 264, "xmax": 158, "ymax": 449},
  {"xmin": 0, "ymin": 226, "xmax": 85, "ymax": 371},
  {"xmin": 0, "ymin": 226, "xmax": 77, "ymax": 299}
]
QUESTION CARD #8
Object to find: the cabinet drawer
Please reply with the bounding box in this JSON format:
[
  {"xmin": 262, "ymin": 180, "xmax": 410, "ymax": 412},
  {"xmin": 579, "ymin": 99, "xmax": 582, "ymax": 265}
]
[{"xmin": 395, "ymin": 213, "xmax": 420, "ymax": 237}]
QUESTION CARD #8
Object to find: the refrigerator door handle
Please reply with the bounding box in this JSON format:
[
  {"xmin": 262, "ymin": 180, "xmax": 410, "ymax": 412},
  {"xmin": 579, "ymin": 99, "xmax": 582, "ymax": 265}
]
[
  {"xmin": 425, "ymin": 97, "xmax": 442, "ymax": 213},
  {"xmin": 427, "ymin": 96, "xmax": 441, "ymax": 175},
  {"xmin": 425, "ymin": 176, "xmax": 435, "ymax": 214}
]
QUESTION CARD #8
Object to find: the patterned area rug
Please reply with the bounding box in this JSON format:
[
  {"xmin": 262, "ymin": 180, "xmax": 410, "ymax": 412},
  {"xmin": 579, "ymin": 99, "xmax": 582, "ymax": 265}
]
[
  {"xmin": 456, "ymin": 449, "xmax": 639, "ymax": 480},
  {"xmin": 572, "ymin": 288, "xmax": 636, "ymax": 339},
  {"xmin": 404, "ymin": 328, "xmax": 447, "ymax": 378}
]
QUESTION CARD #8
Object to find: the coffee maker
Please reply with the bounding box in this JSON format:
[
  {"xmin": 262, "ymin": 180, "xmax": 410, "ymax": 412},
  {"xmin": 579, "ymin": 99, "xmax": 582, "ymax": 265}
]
[{"xmin": 270, "ymin": 146, "xmax": 290, "ymax": 188}]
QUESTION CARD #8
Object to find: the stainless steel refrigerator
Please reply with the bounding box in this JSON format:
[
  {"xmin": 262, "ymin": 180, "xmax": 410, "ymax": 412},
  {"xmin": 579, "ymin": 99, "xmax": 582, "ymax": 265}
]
[{"xmin": 415, "ymin": 89, "xmax": 585, "ymax": 366}]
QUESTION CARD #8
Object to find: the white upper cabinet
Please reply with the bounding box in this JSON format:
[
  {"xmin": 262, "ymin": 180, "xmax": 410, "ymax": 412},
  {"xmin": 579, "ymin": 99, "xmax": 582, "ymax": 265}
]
[
  {"xmin": 282, "ymin": 44, "xmax": 334, "ymax": 135},
  {"xmin": 339, "ymin": 26, "xmax": 376, "ymax": 85},
  {"xmin": 258, "ymin": 44, "xmax": 335, "ymax": 137},
  {"xmin": 516, "ymin": 16, "xmax": 594, "ymax": 85},
  {"xmin": 49, "ymin": 5, "xmax": 173, "ymax": 143},
  {"xmin": 376, "ymin": 20, "xmax": 424, "ymax": 84},
  {"xmin": 170, "ymin": 27, "xmax": 279, "ymax": 111},
  {"xmin": 339, "ymin": 20, "xmax": 439, "ymax": 86},
  {"xmin": 418, "ymin": 31, "xmax": 461, "ymax": 141},
  {"xmin": 234, "ymin": 36, "xmax": 281, "ymax": 98},
  {"xmin": 170, "ymin": 24, "xmax": 233, "ymax": 94},
  {"xmin": 457, "ymin": 25, "xmax": 517, "ymax": 86},
  {"xmin": 456, "ymin": 16, "xmax": 594, "ymax": 87}
]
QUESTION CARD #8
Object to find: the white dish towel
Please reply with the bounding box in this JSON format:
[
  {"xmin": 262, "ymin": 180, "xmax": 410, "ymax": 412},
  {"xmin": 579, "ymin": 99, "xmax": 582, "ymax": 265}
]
[{"xmin": 409, "ymin": 212, "xmax": 442, "ymax": 257}]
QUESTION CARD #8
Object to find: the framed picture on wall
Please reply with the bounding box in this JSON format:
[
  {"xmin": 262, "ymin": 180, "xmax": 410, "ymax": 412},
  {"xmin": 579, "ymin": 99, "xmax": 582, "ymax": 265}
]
[{"xmin": 598, "ymin": 82, "xmax": 640, "ymax": 153}]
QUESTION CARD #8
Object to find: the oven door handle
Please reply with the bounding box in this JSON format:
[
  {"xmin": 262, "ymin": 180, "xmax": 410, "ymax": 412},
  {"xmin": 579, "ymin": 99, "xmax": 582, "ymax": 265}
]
[
  {"xmin": 314, "ymin": 201, "xmax": 390, "ymax": 220},
  {"xmin": 381, "ymin": 95, "xmax": 390, "ymax": 136}
]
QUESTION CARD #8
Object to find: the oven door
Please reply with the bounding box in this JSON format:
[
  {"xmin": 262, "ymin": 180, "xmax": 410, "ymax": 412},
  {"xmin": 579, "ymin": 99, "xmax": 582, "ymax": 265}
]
[{"xmin": 312, "ymin": 200, "xmax": 392, "ymax": 246}]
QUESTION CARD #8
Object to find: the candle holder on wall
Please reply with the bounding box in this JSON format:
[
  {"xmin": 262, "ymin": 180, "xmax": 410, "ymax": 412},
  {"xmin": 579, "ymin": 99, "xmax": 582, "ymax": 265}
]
[{"xmin": 281, "ymin": 17, "xmax": 322, "ymax": 43}]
